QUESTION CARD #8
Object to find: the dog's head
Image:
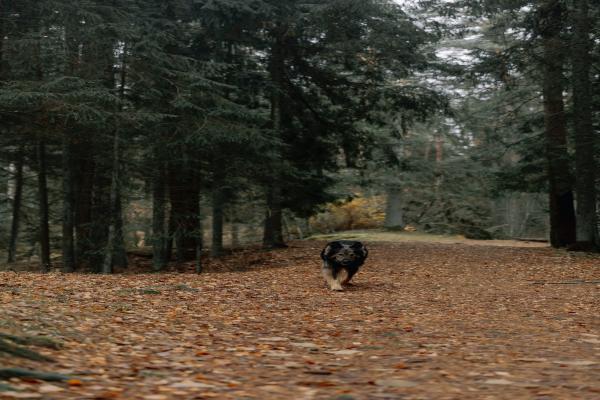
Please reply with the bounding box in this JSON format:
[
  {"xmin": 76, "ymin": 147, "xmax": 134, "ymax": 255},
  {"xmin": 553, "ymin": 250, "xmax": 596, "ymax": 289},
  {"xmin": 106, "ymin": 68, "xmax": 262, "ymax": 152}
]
[{"xmin": 321, "ymin": 240, "xmax": 368, "ymax": 266}]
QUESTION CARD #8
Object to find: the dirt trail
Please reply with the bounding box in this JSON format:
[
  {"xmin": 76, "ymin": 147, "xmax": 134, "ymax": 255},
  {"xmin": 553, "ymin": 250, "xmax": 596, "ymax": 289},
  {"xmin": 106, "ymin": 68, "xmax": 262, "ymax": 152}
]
[{"xmin": 1, "ymin": 240, "xmax": 599, "ymax": 399}]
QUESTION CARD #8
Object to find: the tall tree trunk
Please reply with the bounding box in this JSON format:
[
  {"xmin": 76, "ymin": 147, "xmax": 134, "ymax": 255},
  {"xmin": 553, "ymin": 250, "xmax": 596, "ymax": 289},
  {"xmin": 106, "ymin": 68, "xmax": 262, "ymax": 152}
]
[
  {"xmin": 101, "ymin": 39, "xmax": 128, "ymax": 273},
  {"xmin": 62, "ymin": 134, "xmax": 75, "ymax": 272},
  {"xmin": 571, "ymin": 0, "xmax": 597, "ymax": 248},
  {"xmin": 195, "ymin": 229, "xmax": 203, "ymax": 274},
  {"xmin": 7, "ymin": 147, "xmax": 24, "ymax": 263},
  {"xmin": 101, "ymin": 128, "xmax": 121, "ymax": 274},
  {"xmin": 168, "ymin": 164, "xmax": 201, "ymax": 263},
  {"xmin": 165, "ymin": 210, "xmax": 175, "ymax": 262},
  {"xmin": 66, "ymin": 21, "xmax": 95, "ymax": 266},
  {"xmin": 74, "ymin": 151, "xmax": 94, "ymax": 265},
  {"xmin": 263, "ymin": 31, "xmax": 287, "ymax": 249},
  {"xmin": 211, "ymin": 188, "xmax": 224, "ymax": 257},
  {"xmin": 263, "ymin": 186, "xmax": 286, "ymax": 248},
  {"xmin": 37, "ymin": 137, "xmax": 51, "ymax": 272},
  {"xmin": 89, "ymin": 159, "xmax": 110, "ymax": 272},
  {"xmin": 152, "ymin": 161, "xmax": 168, "ymax": 271},
  {"xmin": 112, "ymin": 190, "xmax": 128, "ymax": 268},
  {"xmin": 384, "ymin": 186, "xmax": 405, "ymax": 230},
  {"xmin": 0, "ymin": 0, "xmax": 5, "ymax": 81},
  {"xmin": 539, "ymin": 0, "xmax": 576, "ymax": 247}
]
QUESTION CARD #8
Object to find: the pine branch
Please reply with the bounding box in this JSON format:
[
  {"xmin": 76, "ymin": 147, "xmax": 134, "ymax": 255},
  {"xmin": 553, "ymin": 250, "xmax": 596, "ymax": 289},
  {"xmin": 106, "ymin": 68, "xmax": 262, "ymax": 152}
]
[
  {"xmin": 0, "ymin": 333, "xmax": 63, "ymax": 350},
  {"xmin": 0, "ymin": 338, "xmax": 54, "ymax": 362},
  {"xmin": 0, "ymin": 368, "xmax": 70, "ymax": 382}
]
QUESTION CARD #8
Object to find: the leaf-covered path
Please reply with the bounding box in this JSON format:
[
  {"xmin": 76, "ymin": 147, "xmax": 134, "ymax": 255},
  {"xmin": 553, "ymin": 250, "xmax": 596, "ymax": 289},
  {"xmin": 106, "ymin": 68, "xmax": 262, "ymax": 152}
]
[{"xmin": 1, "ymin": 241, "xmax": 599, "ymax": 399}]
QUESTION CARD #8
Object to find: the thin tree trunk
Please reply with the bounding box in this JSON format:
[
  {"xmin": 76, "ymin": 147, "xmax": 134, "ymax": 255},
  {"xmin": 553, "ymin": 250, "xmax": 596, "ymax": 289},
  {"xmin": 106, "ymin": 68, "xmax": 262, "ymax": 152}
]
[
  {"xmin": 211, "ymin": 188, "xmax": 224, "ymax": 257},
  {"xmin": 62, "ymin": 134, "xmax": 75, "ymax": 272},
  {"xmin": 294, "ymin": 218, "xmax": 304, "ymax": 240},
  {"xmin": 195, "ymin": 230, "xmax": 203, "ymax": 274},
  {"xmin": 231, "ymin": 219, "xmax": 240, "ymax": 248},
  {"xmin": 74, "ymin": 152, "xmax": 94, "ymax": 264},
  {"xmin": 101, "ymin": 38, "xmax": 129, "ymax": 273},
  {"xmin": 152, "ymin": 162, "xmax": 168, "ymax": 271},
  {"xmin": 384, "ymin": 186, "xmax": 405, "ymax": 230},
  {"xmin": 37, "ymin": 137, "xmax": 51, "ymax": 273},
  {"xmin": 7, "ymin": 147, "xmax": 24, "ymax": 263},
  {"xmin": 89, "ymin": 160, "xmax": 110, "ymax": 272},
  {"xmin": 112, "ymin": 190, "xmax": 128, "ymax": 268},
  {"xmin": 165, "ymin": 209, "xmax": 175, "ymax": 262},
  {"xmin": 263, "ymin": 186, "xmax": 286, "ymax": 248},
  {"xmin": 434, "ymin": 132, "xmax": 443, "ymax": 189},
  {"xmin": 263, "ymin": 31, "xmax": 287, "ymax": 249},
  {"xmin": 101, "ymin": 127, "xmax": 121, "ymax": 274},
  {"xmin": 539, "ymin": 0, "xmax": 576, "ymax": 247},
  {"xmin": 572, "ymin": 0, "xmax": 597, "ymax": 247},
  {"xmin": 0, "ymin": 0, "xmax": 5, "ymax": 81}
]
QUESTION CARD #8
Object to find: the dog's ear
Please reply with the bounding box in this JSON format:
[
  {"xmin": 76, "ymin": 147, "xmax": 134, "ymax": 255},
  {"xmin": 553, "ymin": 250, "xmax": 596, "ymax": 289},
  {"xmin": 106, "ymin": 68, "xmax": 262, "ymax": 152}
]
[
  {"xmin": 351, "ymin": 241, "xmax": 368, "ymax": 260},
  {"xmin": 321, "ymin": 245, "xmax": 331, "ymax": 260},
  {"xmin": 321, "ymin": 242, "xmax": 340, "ymax": 260}
]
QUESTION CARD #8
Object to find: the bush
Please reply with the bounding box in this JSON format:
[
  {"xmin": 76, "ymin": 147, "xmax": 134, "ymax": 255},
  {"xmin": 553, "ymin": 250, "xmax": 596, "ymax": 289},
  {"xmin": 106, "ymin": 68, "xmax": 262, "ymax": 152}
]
[{"xmin": 310, "ymin": 196, "xmax": 385, "ymax": 233}]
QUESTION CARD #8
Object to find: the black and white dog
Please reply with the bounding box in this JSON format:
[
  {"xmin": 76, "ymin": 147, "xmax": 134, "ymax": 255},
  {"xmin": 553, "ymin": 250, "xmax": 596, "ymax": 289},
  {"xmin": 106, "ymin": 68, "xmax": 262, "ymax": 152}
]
[{"xmin": 320, "ymin": 240, "xmax": 368, "ymax": 291}]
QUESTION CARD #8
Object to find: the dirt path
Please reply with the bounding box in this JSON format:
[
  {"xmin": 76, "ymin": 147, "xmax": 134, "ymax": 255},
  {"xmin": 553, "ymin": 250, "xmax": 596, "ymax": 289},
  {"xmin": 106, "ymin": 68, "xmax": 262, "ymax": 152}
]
[{"xmin": 1, "ymin": 241, "xmax": 599, "ymax": 399}]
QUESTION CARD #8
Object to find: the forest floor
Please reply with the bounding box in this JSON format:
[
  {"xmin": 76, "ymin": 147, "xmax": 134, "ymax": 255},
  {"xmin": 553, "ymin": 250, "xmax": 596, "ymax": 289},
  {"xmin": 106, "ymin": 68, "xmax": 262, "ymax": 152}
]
[{"xmin": 1, "ymin": 237, "xmax": 599, "ymax": 399}]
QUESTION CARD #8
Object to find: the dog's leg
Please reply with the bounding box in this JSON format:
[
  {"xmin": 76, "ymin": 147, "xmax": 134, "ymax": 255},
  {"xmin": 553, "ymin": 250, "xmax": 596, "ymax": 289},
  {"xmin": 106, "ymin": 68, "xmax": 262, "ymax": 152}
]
[
  {"xmin": 335, "ymin": 268, "xmax": 349, "ymax": 290},
  {"xmin": 343, "ymin": 266, "xmax": 359, "ymax": 285},
  {"xmin": 322, "ymin": 262, "xmax": 343, "ymax": 291}
]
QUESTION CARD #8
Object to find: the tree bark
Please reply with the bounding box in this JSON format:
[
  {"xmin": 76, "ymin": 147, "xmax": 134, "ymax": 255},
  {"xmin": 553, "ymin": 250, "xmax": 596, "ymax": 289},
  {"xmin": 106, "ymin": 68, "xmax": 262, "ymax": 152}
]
[
  {"xmin": 263, "ymin": 186, "xmax": 286, "ymax": 248},
  {"xmin": 37, "ymin": 137, "xmax": 51, "ymax": 272},
  {"xmin": 0, "ymin": 0, "xmax": 5, "ymax": 80},
  {"xmin": 89, "ymin": 159, "xmax": 110, "ymax": 272},
  {"xmin": 101, "ymin": 126, "xmax": 121, "ymax": 274},
  {"xmin": 195, "ymin": 232, "xmax": 203, "ymax": 274},
  {"xmin": 7, "ymin": 146, "xmax": 24, "ymax": 263},
  {"xmin": 62, "ymin": 134, "xmax": 75, "ymax": 272},
  {"xmin": 74, "ymin": 150, "xmax": 94, "ymax": 265},
  {"xmin": 571, "ymin": 0, "xmax": 597, "ymax": 247},
  {"xmin": 152, "ymin": 161, "xmax": 168, "ymax": 271},
  {"xmin": 263, "ymin": 30, "xmax": 287, "ymax": 249},
  {"xmin": 101, "ymin": 37, "xmax": 128, "ymax": 273},
  {"xmin": 165, "ymin": 209, "xmax": 175, "ymax": 262},
  {"xmin": 112, "ymin": 190, "xmax": 128, "ymax": 268},
  {"xmin": 539, "ymin": 0, "xmax": 576, "ymax": 247},
  {"xmin": 168, "ymin": 164, "xmax": 201, "ymax": 262},
  {"xmin": 211, "ymin": 188, "xmax": 224, "ymax": 257}
]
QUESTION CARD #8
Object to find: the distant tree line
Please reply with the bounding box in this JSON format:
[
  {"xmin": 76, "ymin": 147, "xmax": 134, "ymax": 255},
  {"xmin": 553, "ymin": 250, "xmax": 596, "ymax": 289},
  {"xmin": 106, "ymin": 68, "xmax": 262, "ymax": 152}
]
[
  {"xmin": 416, "ymin": 0, "xmax": 599, "ymax": 249},
  {"xmin": 0, "ymin": 0, "xmax": 445, "ymax": 272},
  {"xmin": 1, "ymin": 0, "xmax": 598, "ymax": 274}
]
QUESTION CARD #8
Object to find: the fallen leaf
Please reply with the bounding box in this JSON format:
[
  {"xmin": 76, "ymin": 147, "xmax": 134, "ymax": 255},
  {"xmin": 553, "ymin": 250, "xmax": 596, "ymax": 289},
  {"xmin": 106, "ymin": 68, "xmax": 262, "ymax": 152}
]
[
  {"xmin": 37, "ymin": 384, "xmax": 64, "ymax": 394},
  {"xmin": 375, "ymin": 379, "xmax": 418, "ymax": 388},
  {"xmin": 484, "ymin": 379, "xmax": 515, "ymax": 385}
]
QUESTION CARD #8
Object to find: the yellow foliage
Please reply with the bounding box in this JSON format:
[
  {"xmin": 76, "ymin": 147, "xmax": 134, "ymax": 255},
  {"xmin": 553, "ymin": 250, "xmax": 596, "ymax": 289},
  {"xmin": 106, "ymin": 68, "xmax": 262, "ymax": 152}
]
[{"xmin": 310, "ymin": 195, "xmax": 385, "ymax": 232}]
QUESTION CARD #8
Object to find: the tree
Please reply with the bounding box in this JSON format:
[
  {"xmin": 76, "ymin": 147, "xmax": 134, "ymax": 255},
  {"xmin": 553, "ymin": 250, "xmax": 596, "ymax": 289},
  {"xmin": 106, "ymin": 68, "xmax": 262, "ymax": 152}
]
[
  {"xmin": 7, "ymin": 146, "xmax": 24, "ymax": 263},
  {"xmin": 571, "ymin": 0, "xmax": 597, "ymax": 248},
  {"xmin": 200, "ymin": 0, "xmax": 440, "ymax": 247},
  {"xmin": 427, "ymin": 0, "xmax": 593, "ymax": 247}
]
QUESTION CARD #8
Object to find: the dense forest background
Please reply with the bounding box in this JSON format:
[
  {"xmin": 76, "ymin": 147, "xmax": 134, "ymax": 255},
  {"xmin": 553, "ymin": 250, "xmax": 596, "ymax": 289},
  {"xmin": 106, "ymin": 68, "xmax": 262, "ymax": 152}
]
[{"xmin": 0, "ymin": 0, "xmax": 598, "ymax": 273}]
